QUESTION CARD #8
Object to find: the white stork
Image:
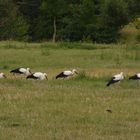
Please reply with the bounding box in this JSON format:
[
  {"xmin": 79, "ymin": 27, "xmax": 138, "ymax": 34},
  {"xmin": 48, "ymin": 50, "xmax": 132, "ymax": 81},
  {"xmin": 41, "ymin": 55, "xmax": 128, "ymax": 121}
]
[
  {"xmin": 129, "ymin": 73, "xmax": 140, "ymax": 81},
  {"xmin": 26, "ymin": 72, "xmax": 48, "ymax": 80},
  {"xmin": 106, "ymin": 72, "xmax": 124, "ymax": 86},
  {"xmin": 0, "ymin": 73, "xmax": 6, "ymax": 78},
  {"xmin": 10, "ymin": 67, "xmax": 31, "ymax": 76},
  {"xmin": 56, "ymin": 69, "xmax": 78, "ymax": 79}
]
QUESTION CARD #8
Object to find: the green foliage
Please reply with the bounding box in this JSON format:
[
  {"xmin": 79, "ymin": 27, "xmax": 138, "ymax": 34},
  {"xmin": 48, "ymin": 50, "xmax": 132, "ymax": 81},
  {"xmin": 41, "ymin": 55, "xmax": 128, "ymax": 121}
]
[
  {"xmin": 14, "ymin": 0, "xmax": 41, "ymax": 40},
  {"xmin": 0, "ymin": 0, "xmax": 140, "ymax": 43},
  {"xmin": 101, "ymin": 0, "xmax": 128, "ymax": 28},
  {"xmin": 98, "ymin": 0, "xmax": 129, "ymax": 43},
  {"xmin": 34, "ymin": 15, "xmax": 53, "ymax": 40},
  {"xmin": 9, "ymin": 16, "xmax": 29, "ymax": 41},
  {"xmin": 6, "ymin": 16, "xmax": 29, "ymax": 41},
  {"xmin": 74, "ymin": 71, "xmax": 91, "ymax": 80},
  {"xmin": 0, "ymin": 0, "xmax": 29, "ymax": 41},
  {"xmin": 126, "ymin": 0, "xmax": 140, "ymax": 19},
  {"xmin": 37, "ymin": 0, "xmax": 69, "ymax": 41}
]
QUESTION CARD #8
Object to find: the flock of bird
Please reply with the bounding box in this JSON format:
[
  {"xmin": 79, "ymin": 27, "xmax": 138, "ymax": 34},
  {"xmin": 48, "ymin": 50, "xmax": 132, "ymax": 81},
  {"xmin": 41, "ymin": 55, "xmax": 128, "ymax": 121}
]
[
  {"xmin": 0, "ymin": 67, "xmax": 140, "ymax": 86},
  {"xmin": 0, "ymin": 67, "xmax": 78, "ymax": 80},
  {"xmin": 106, "ymin": 72, "xmax": 140, "ymax": 86}
]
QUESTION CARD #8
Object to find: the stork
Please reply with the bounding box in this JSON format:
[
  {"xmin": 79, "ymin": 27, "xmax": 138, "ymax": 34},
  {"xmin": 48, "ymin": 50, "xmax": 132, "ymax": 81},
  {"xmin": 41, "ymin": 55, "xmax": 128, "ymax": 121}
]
[
  {"xmin": 26, "ymin": 72, "xmax": 48, "ymax": 80},
  {"xmin": 56, "ymin": 69, "xmax": 78, "ymax": 79},
  {"xmin": 129, "ymin": 73, "xmax": 140, "ymax": 81},
  {"xmin": 106, "ymin": 72, "xmax": 124, "ymax": 86},
  {"xmin": 10, "ymin": 67, "xmax": 31, "ymax": 76}
]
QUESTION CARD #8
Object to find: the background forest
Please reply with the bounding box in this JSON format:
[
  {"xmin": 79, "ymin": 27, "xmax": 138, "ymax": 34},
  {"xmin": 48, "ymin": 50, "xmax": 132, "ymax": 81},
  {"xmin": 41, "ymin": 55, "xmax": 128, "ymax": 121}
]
[{"xmin": 0, "ymin": 0, "xmax": 140, "ymax": 43}]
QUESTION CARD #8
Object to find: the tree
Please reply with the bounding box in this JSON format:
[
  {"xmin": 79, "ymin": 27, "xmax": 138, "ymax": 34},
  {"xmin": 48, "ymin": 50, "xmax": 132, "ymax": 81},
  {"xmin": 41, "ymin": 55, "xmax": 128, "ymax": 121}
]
[
  {"xmin": 126, "ymin": 0, "xmax": 140, "ymax": 19},
  {"xmin": 0, "ymin": 0, "xmax": 29, "ymax": 41},
  {"xmin": 1, "ymin": 0, "xmax": 140, "ymax": 43},
  {"xmin": 99, "ymin": 0, "xmax": 129, "ymax": 43},
  {"xmin": 14, "ymin": 0, "xmax": 41, "ymax": 40},
  {"xmin": 40, "ymin": 0, "xmax": 68, "ymax": 42},
  {"xmin": 80, "ymin": 0, "xmax": 99, "ymax": 41},
  {"xmin": 59, "ymin": 0, "xmax": 97, "ymax": 41}
]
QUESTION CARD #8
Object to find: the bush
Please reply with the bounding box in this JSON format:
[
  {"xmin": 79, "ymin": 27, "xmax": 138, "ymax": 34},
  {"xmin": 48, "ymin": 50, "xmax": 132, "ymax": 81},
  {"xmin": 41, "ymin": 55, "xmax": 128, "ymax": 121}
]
[{"xmin": 74, "ymin": 71, "xmax": 91, "ymax": 80}]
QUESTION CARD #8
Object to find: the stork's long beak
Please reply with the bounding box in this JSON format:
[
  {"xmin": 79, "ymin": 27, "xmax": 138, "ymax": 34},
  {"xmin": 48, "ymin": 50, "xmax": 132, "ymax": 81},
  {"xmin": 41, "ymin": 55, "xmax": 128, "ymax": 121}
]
[
  {"xmin": 45, "ymin": 75, "xmax": 48, "ymax": 80},
  {"xmin": 75, "ymin": 71, "xmax": 78, "ymax": 74}
]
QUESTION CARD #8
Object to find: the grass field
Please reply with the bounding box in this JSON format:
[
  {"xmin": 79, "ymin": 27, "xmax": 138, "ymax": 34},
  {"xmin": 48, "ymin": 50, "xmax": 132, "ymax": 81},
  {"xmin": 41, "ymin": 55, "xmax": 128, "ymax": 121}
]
[{"xmin": 0, "ymin": 41, "xmax": 140, "ymax": 140}]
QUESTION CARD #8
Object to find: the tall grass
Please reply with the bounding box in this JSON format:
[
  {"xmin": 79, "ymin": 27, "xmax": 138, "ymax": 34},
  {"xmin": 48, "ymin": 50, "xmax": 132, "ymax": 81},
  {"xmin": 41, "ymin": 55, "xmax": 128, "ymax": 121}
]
[
  {"xmin": 0, "ymin": 41, "xmax": 140, "ymax": 140},
  {"xmin": 120, "ymin": 26, "xmax": 140, "ymax": 44},
  {"xmin": 1, "ymin": 40, "xmax": 135, "ymax": 50}
]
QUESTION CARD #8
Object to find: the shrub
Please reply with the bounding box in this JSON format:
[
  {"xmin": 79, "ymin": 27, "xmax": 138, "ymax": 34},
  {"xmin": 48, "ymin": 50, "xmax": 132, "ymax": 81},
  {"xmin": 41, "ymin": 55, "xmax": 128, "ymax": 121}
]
[{"xmin": 74, "ymin": 71, "xmax": 90, "ymax": 80}]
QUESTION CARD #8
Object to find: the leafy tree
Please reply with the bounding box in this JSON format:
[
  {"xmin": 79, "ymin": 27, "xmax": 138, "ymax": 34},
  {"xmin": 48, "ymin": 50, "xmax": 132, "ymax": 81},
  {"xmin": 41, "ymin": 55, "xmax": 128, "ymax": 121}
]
[
  {"xmin": 39, "ymin": 0, "xmax": 68, "ymax": 42},
  {"xmin": 1, "ymin": 0, "xmax": 140, "ymax": 43},
  {"xmin": 59, "ymin": 2, "xmax": 84, "ymax": 41},
  {"xmin": 0, "ymin": 0, "xmax": 29, "ymax": 41},
  {"xmin": 14, "ymin": 0, "xmax": 41, "ymax": 40},
  {"xmin": 80, "ymin": 0, "xmax": 99, "ymax": 42},
  {"xmin": 60, "ymin": 0, "xmax": 97, "ymax": 41},
  {"xmin": 99, "ymin": 0, "xmax": 129, "ymax": 43},
  {"xmin": 126, "ymin": 0, "xmax": 140, "ymax": 19}
]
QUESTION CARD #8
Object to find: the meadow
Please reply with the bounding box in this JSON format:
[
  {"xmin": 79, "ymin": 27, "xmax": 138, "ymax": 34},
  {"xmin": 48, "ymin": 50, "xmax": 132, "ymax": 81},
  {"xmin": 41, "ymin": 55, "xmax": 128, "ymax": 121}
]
[{"xmin": 0, "ymin": 41, "xmax": 140, "ymax": 140}]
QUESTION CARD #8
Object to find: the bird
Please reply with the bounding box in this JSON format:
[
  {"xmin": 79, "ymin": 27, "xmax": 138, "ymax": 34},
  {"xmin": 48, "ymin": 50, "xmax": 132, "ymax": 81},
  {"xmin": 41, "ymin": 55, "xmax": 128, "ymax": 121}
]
[
  {"xmin": 26, "ymin": 72, "xmax": 48, "ymax": 80},
  {"xmin": 106, "ymin": 72, "xmax": 124, "ymax": 86},
  {"xmin": 0, "ymin": 73, "xmax": 6, "ymax": 78},
  {"xmin": 10, "ymin": 67, "xmax": 31, "ymax": 76},
  {"xmin": 129, "ymin": 73, "xmax": 140, "ymax": 81},
  {"xmin": 106, "ymin": 109, "xmax": 112, "ymax": 113},
  {"xmin": 56, "ymin": 69, "xmax": 78, "ymax": 79}
]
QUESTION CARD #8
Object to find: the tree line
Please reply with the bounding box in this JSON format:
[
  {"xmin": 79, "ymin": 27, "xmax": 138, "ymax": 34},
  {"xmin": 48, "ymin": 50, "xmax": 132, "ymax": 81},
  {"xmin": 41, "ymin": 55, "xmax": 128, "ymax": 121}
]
[{"xmin": 0, "ymin": 0, "xmax": 140, "ymax": 43}]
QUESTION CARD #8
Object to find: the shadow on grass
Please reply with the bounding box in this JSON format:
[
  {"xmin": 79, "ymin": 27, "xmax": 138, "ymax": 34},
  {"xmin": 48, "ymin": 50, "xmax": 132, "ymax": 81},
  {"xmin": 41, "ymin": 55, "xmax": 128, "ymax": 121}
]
[{"xmin": 0, "ymin": 116, "xmax": 22, "ymax": 127}]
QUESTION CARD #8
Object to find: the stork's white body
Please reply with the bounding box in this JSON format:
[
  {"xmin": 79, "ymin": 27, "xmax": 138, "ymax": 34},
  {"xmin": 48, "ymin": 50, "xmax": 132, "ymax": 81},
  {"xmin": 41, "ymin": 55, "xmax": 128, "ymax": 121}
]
[
  {"xmin": 33, "ymin": 72, "xmax": 47, "ymax": 80},
  {"xmin": 0, "ymin": 73, "xmax": 6, "ymax": 78},
  {"xmin": 10, "ymin": 67, "xmax": 31, "ymax": 76},
  {"xmin": 56, "ymin": 69, "xmax": 78, "ymax": 79},
  {"xmin": 136, "ymin": 73, "xmax": 140, "ymax": 78},
  {"xmin": 63, "ymin": 70, "xmax": 74, "ymax": 76},
  {"xmin": 27, "ymin": 72, "xmax": 48, "ymax": 80},
  {"xmin": 107, "ymin": 72, "xmax": 124, "ymax": 86},
  {"xmin": 113, "ymin": 72, "xmax": 124, "ymax": 81}
]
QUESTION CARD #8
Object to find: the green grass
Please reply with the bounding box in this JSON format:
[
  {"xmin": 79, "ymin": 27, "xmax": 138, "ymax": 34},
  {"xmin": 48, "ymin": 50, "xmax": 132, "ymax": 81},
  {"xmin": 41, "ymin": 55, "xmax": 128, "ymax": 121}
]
[
  {"xmin": 120, "ymin": 26, "xmax": 140, "ymax": 44},
  {"xmin": 0, "ymin": 41, "xmax": 140, "ymax": 140}
]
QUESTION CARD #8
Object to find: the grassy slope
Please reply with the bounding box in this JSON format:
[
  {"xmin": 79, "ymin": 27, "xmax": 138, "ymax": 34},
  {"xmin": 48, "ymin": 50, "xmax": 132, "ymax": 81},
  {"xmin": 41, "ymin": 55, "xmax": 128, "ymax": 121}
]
[
  {"xmin": 0, "ymin": 41, "xmax": 140, "ymax": 140},
  {"xmin": 120, "ymin": 26, "xmax": 139, "ymax": 44}
]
